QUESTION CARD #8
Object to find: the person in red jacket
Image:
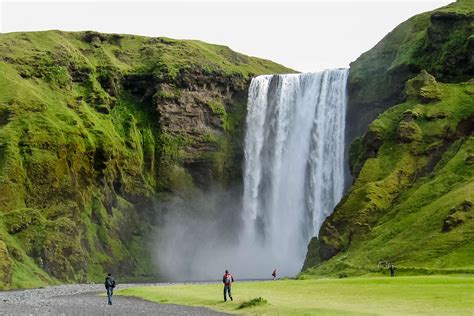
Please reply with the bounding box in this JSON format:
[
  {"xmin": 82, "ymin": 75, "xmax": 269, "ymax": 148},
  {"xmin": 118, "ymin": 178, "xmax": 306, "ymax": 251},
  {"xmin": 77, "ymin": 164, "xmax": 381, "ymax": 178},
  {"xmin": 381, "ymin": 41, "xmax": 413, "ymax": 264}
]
[{"xmin": 222, "ymin": 269, "xmax": 234, "ymax": 302}]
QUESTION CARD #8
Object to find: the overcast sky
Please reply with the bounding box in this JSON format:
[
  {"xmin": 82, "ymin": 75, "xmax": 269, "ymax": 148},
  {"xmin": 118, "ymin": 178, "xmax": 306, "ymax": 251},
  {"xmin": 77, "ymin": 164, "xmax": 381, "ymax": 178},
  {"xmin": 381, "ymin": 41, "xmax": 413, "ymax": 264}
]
[{"xmin": 1, "ymin": 0, "xmax": 453, "ymax": 72}]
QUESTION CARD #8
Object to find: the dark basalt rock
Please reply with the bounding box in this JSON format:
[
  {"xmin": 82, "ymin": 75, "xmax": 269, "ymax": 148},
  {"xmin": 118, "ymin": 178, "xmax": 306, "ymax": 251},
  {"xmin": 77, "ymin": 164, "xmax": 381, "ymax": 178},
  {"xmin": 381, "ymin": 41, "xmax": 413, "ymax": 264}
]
[
  {"xmin": 442, "ymin": 213, "xmax": 465, "ymax": 232},
  {"xmin": 455, "ymin": 115, "xmax": 474, "ymax": 137},
  {"xmin": 318, "ymin": 222, "xmax": 344, "ymax": 261},
  {"xmin": 83, "ymin": 32, "xmax": 123, "ymax": 46},
  {"xmin": 302, "ymin": 237, "xmax": 322, "ymax": 271},
  {"xmin": 364, "ymin": 129, "xmax": 384, "ymax": 158},
  {"xmin": 123, "ymin": 73, "xmax": 157, "ymax": 101},
  {"xmin": 461, "ymin": 200, "xmax": 472, "ymax": 212},
  {"xmin": 442, "ymin": 201, "xmax": 471, "ymax": 232}
]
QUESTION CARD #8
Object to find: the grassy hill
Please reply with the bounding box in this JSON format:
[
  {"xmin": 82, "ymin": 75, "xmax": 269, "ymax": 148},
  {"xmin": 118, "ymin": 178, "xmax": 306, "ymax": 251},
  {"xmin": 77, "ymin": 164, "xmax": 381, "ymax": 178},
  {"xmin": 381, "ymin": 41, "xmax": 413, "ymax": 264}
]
[
  {"xmin": 0, "ymin": 30, "xmax": 293, "ymax": 289},
  {"xmin": 302, "ymin": 0, "xmax": 474, "ymax": 277},
  {"xmin": 346, "ymin": 0, "xmax": 473, "ymax": 139}
]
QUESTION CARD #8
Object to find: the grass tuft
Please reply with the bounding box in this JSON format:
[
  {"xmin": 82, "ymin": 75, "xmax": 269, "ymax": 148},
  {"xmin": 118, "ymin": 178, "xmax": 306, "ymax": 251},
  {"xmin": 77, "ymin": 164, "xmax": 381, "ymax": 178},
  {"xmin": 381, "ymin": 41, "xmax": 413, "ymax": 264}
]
[{"xmin": 238, "ymin": 297, "xmax": 268, "ymax": 309}]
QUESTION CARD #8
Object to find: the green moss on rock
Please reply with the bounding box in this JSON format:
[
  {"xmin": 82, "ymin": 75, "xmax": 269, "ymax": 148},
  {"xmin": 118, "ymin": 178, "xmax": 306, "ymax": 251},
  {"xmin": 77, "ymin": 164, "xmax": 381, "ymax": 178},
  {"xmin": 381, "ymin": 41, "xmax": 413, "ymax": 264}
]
[
  {"xmin": 303, "ymin": 79, "xmax": 474, "ymax": 277},
  {"xmin": 404, "ymin": 70, "xmax": 442, "ymax": 103},
  {"xmin": 0, "ymin": 240, "xmax": 12, "ymax": 287},
  {"xmin": 397, "ymin": 120, "xmax": 423, "ymax": 143},
  {"xmin": 346, "ymin": 0, "xmax": 473, "ymax": 139}
]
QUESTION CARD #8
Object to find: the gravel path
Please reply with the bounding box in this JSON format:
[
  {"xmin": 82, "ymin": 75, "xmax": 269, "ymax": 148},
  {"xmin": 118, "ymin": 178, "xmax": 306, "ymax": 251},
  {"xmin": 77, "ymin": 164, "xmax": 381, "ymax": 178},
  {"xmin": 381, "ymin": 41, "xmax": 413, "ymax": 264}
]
[{"xmin": 0, "ymin": 284, "xmax": 229, "ymax": 315}]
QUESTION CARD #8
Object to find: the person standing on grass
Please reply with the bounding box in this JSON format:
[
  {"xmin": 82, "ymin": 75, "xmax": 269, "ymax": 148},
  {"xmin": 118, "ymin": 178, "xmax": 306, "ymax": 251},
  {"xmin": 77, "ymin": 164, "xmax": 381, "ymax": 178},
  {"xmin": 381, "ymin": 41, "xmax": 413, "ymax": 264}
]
[
  {"xmin": 105, "ymin": 273, "xmax": 116, "ymax": 305},
  {"xmin": 272, "ymin": 269, "xmax": 277, "ymax": 280},
  {"xmin": 389, "ymin": 264, "xmax": 396, "ymax": 277},
  {"xmin": 222, "ymin": 269, "xmax": 234, "ymax": 302}
]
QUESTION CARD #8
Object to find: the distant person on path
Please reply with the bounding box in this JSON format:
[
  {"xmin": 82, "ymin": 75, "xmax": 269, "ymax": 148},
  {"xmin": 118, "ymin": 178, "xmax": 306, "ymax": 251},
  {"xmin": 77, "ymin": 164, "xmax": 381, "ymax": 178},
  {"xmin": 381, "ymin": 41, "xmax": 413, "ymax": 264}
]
[
  {"xmin": 272, "ymin": 269, "xmax": 277, "ymax": 280},
  {"xmin": 104, "ymin": 273, "xmax": 116, "ymax": 305},
  {"xmin": 222, "ymin": 269, "xmax": 234, "ymax": 302},
  {"xmin": 389, "ymin": 264, "xmax": 396, "ymax": 277}
]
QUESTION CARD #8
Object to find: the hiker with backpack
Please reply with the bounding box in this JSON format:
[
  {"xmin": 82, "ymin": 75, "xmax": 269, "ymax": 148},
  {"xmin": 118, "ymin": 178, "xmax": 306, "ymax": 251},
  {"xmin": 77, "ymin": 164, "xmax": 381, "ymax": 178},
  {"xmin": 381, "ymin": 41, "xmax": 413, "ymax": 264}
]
[
  {"xmin": 104, "ymin": 273, "xmax": 116, "ymax": 305},
  {"xmin": 222, "ymin": 269, "xmax": 234, "ymax": 302}
]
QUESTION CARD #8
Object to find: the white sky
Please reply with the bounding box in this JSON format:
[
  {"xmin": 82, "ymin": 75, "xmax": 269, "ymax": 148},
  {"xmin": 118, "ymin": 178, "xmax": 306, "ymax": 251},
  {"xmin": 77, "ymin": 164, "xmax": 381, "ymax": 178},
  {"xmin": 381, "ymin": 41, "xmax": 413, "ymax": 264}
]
[{"xmin": 1, "ymin": 0, "xmax": 453, "ymax": 72}]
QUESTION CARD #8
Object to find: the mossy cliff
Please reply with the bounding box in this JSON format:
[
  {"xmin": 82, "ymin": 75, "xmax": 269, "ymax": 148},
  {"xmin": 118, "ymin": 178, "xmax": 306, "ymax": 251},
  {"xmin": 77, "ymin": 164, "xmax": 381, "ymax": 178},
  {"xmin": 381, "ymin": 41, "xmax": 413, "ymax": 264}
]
[
  {"xmin": 346, "ymin": 0, "xmax": 473, "ymax": 139},
  {"xmin": 302, "ymin": 0, "xmax": 474, "ymax": 277},
  {"xmin": 0, "ymin": 30, "xmax": 292, "ymax": 289}
]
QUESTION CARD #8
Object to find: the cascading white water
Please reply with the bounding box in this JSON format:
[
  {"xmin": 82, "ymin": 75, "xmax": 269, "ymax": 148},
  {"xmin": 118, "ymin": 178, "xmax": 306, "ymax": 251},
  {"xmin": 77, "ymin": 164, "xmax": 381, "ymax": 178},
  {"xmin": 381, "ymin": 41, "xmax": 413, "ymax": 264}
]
[
  {"xmin": 241, "ymin": 69, "xmax": 348, "ymax": 277},
  {"xmin": 154, "ymin": 69, "xmax": 348, "ymax": 281}
]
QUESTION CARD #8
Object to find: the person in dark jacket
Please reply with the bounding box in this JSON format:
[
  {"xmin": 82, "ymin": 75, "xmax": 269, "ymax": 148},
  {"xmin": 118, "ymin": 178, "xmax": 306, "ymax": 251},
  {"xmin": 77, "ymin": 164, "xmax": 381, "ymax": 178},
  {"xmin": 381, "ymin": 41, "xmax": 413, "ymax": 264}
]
[
  {"xmin": 222, "ymin": 270, "xmax": 234, "ymax": 302},
  {"xmin": 104, "ymin": 273, "xmax": 116, "ymax": 305},
  {"xmin": 389, "ymin": 264, "xmax": 396, "ymax": 277}
]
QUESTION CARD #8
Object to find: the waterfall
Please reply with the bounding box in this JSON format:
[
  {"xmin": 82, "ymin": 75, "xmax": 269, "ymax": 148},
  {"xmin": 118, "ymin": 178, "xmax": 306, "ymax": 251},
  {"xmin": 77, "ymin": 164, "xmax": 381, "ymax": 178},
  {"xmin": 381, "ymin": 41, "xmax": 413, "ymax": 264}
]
[
  {"xmin": 241, "ymin": 69, "xmax": 348, "ymax": 277},
  {"xmin": 154, "ymin": 69, "xmax": 348, "ymax": 281}
]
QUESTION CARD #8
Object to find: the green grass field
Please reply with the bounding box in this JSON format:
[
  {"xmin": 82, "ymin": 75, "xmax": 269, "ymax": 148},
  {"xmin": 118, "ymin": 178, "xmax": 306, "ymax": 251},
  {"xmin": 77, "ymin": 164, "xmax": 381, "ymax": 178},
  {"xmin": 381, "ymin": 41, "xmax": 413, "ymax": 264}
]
[{"xmin": 118, "ymin": 276, "xmax": 474, "ymax": 315}]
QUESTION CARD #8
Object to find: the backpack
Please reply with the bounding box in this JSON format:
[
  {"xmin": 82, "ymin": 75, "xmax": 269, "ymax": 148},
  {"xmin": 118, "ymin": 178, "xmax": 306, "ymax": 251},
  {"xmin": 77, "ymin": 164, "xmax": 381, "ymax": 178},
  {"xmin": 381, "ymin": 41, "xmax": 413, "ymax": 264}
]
[
  {"xmin": 225, "ymin": 274, "xmax": 232, "ymax": 284},
  {"xmin": 107, "ymin": 277, "xmax": 116, "ymax": 289}
]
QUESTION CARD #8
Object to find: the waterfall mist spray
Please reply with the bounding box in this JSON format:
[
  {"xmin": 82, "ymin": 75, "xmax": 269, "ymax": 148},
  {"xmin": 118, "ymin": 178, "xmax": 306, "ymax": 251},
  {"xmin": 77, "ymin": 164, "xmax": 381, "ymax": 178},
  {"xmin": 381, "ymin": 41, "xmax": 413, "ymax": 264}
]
[{"xmin": 154, "ymin": 69, "xmax": 348, "ymax": 280}]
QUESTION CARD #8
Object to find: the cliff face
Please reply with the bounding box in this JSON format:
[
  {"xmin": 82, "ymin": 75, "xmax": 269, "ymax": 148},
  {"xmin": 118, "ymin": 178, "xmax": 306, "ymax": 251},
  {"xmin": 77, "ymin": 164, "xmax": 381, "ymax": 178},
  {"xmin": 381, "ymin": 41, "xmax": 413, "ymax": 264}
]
[
  {"xmin": 302, "ymin": 0, "xmax": 474, "ymax": 277},
  {"xmin": 0, "ymin": 30, "xmax": 293, "ymax": 289},
  {"xmin": 346, "ymin": 0, "xmax": 473, "ymax": 140}
]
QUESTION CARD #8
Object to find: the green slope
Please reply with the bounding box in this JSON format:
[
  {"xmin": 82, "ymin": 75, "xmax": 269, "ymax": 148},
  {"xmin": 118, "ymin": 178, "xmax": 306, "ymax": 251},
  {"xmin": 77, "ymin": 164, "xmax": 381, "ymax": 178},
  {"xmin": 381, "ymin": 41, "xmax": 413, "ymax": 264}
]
[
  {"xmin": 0, "ymin": 30, "xmax": 293, "ymax": 289},
  {"xmin": 346, "ymin": 0, "xmax": 473, "ymax": 138},
  {"xmin": 303, "ymin": 73, "xmax": 474, "ymax": 277}
]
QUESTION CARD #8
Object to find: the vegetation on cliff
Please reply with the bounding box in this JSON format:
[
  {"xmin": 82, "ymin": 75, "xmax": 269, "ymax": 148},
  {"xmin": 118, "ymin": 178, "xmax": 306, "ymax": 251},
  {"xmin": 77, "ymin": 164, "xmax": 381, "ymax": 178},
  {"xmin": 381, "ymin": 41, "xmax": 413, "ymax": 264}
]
[
  {"xmin": 303, "ymin": 73, "xmax": 473, "ymax": 277},
  {"xmin": 302, "ymin": 0, "xmax": 473, "ymax": 277},
  {"xmin": 0, "ymin": 30, "xmax": 292, "ymax": 289},
  {"xmin": 346, "ymin": 0, "xmax": 473, "ymax": 138}
]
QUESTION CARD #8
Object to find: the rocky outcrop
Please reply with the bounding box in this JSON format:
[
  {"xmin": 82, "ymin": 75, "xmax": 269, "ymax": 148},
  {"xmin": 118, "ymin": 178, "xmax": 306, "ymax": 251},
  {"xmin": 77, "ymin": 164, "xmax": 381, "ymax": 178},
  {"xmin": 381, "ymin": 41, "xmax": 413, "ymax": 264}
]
[
  {"xmin": 404, "ymin": 70, "xmax": 442, "ymax": 104},
  {"xmin": 346, "ymin": 0, "xmax": 473, "ymax": 142},
  {"xmin": 301, "ymin": 237, "xmax": 322, "ymax": 271},
  {"xmin": 442, "ymin": 200, "xmax": 472, "ymax": 232}
]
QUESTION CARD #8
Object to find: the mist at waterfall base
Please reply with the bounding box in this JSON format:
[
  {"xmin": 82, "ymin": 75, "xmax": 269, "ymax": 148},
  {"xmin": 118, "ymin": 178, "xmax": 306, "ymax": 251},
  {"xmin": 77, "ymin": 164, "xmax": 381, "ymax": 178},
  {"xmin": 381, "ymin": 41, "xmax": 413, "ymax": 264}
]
[{"xmin": 154, "ymin": 69, "xmax": 348, "ymax": 281}]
